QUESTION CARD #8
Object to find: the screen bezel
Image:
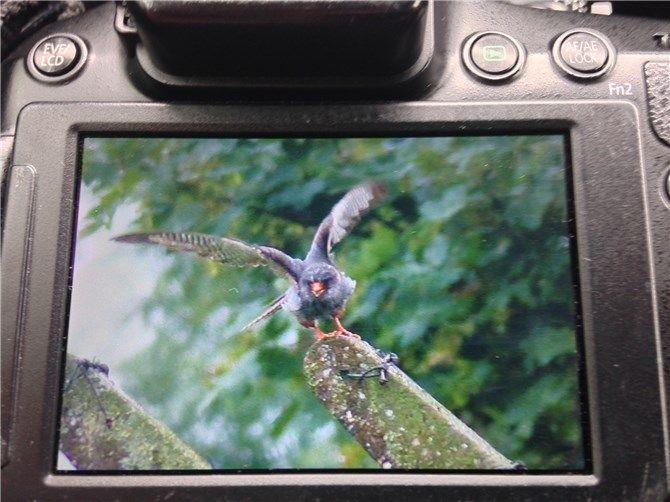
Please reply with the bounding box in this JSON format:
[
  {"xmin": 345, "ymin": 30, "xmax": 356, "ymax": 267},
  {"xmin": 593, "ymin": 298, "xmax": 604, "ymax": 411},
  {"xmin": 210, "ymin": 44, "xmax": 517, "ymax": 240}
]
[
  {"xmin": 2, "ymin": 101, "xmax": 665, "ymax": 500},
  {"xmin": 62, "ymin": 132, "xmax": 587, "ymax": 475}
]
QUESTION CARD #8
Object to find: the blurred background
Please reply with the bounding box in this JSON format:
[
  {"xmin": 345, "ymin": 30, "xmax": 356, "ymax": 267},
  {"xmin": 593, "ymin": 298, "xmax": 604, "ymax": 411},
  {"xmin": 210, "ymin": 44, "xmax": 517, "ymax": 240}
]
[{"xmin": 62, "ymin": 135, "xmax": 585, "ymax": 470}]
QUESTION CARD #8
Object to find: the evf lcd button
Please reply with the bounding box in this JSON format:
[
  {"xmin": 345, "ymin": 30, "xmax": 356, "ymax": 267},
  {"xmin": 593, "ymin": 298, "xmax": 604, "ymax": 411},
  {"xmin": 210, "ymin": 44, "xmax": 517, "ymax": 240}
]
[
  {"xmin": 33, "ymin": 36, "xmax": 79, "ymax": 75},
  {"xmin": 463, "ymin": 32, "xmax": 526, "ymax": 81},
  {"xmin": 553, "ymin": 29, "xmax": 615, "ymax": 79},
  {"xmin": 27, "ymin": 33, "xmax": 88, "ymax": 83}
]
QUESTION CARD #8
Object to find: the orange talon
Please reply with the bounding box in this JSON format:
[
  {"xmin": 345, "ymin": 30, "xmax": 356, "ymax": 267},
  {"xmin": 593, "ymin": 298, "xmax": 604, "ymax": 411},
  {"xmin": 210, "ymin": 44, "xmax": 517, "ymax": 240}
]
[
  {"xmin": 312, "ymin": 327, "xmax": 339, "ymax": 340},
  {"xmin": 312, "ymin": 327, "xmax": 327, "ymax": 340},
  {"xmin": 334, "ymin": 317, "xmax": 360, "ymax": 339}
]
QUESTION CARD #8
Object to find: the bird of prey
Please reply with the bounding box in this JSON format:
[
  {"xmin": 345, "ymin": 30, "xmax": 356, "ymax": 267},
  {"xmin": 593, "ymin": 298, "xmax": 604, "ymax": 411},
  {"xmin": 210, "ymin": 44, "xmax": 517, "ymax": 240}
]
[{"xmin": 114, "ymin": 181, "xmax": 388, "ymax": 340}]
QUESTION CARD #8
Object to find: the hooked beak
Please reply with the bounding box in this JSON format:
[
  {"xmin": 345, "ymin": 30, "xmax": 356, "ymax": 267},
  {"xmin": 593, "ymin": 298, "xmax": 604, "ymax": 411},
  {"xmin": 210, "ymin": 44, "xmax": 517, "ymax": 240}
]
[{"xmin": 310, "ymin": 281, "xmax": 327, "ymax": 298}]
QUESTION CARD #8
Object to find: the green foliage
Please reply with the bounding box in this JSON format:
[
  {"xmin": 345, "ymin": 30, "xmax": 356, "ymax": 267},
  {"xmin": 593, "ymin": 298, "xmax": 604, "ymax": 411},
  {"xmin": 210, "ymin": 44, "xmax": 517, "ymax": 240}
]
[{"xmin": 74, "ymin": 135, "xmax": 584, "ymax": 469}]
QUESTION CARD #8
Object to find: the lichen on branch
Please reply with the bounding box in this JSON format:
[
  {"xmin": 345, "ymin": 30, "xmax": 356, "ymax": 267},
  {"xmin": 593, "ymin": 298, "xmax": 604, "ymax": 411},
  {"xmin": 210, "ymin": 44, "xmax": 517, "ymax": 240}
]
[
  {"xmin": 59, "ymin": 354, "xmax": 210, "ymax": 470},
  {"xmin": 304, "ymin": 336, "xmax": 515, "ymax": 470}
]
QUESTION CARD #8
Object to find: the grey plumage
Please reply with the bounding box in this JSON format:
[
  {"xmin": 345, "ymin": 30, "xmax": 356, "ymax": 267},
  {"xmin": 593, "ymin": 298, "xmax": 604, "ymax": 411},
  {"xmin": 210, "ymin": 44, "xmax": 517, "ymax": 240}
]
[
  {"xmin": 114, "ymin": 181, "xmax": 388, "ymax": 338},
  {"xmin": 307, "ymin": 181, "xmax": 388, "ymax": 261}
]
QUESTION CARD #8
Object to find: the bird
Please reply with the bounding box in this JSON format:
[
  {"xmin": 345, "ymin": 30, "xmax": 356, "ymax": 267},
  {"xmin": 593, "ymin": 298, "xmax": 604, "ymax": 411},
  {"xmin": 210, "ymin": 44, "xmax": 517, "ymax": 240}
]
[{"xmin": 113, "ymin": 181, "xmax": 388, "ymax": 340}]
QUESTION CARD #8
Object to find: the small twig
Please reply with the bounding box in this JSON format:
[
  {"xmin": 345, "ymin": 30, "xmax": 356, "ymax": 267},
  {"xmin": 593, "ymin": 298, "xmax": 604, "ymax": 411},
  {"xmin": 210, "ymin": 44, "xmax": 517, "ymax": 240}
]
[
  {"xmin": 64, "ymin": 358, "xmax": 114, "ymax": 428},
  {"xmin": 339, "ymin": 351, "xmax": 399, "ymax": 385},
  {"xmin": 81, "ymin": 369, "xmax": 113, "ymax": 429}
]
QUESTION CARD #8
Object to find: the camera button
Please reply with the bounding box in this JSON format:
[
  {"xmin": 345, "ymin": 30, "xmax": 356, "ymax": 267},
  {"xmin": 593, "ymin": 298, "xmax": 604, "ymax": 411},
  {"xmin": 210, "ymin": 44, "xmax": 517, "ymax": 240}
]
[
  {"xmin": 462, "ymin": 32, "xmax": 526, "ymax": 81},
  {"xmin": 471, "ymin": 34, "xmax": 518, "ymax": 74},
  {"xmin": 32, "ymin": 36, "xmax": 79, "ymax": 76},
  {"xmin": 27, "ymin": 33, "xmax": 88, "ymax": 83},
  {"xmin": 560, "ymin": 33, "xmax": 607, "ymax": 73},
  {"xmin": 553, "ymin": 29, "xmax": 615, "ymax": 79}
]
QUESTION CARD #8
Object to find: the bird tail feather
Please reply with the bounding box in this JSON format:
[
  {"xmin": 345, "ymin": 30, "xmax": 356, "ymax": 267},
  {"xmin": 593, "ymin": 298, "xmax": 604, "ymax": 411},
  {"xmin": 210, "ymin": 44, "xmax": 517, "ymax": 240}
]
[{"xmin": 241, "ymin": 294, "xmax": 285, "ymax": 332}]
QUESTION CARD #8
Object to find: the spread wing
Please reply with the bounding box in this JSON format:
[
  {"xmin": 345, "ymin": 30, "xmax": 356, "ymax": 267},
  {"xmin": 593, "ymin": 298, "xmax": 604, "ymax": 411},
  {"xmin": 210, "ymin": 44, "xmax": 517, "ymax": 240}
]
[
  {"xmin": 113, "ymin": 232, "xmax": 301, "ymax": 283},
  {"xmin": 308, "ymin": 181, "xmax": 388, "ymax": 260}
]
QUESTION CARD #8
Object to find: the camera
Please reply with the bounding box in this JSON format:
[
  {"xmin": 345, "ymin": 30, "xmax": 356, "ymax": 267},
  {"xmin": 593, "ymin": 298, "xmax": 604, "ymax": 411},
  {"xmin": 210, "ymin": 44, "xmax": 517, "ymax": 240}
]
[{"xmin": 2, "ymin": 1, "xmax": 669, "ymax": 500}]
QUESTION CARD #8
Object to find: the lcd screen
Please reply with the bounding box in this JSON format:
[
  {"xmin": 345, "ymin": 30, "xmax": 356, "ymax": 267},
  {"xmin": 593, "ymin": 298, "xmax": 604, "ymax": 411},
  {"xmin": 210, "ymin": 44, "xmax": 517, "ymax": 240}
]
[{"xmin": 58, "ymin": 136, "xmax": 586, "ymax": 472}]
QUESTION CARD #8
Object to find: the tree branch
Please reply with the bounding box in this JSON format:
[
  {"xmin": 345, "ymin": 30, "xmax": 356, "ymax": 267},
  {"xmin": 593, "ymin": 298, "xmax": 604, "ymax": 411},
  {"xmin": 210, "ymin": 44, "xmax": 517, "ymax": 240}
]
[
  {"xmin": 59, "ymin": 354, "xmax": 210, "ymax": 470},
  {"xmin": 304, "ymin": 336, "xmax": 516, "ymax": 470}
]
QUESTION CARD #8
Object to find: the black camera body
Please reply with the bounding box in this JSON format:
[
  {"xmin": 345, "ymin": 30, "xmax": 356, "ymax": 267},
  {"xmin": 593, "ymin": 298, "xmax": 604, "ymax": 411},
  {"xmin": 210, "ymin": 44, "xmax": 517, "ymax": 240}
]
[{"xmin": 1, "ymin": 1, "xmax": 669, "ymax": 500}]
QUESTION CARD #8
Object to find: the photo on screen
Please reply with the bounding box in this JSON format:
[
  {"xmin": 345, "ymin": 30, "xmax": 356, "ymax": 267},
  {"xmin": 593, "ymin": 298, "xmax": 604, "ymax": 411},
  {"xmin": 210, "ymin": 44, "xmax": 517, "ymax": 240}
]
[{"xmin": 57, "ymin": 136, "xmax": 587, "ymax": 471}]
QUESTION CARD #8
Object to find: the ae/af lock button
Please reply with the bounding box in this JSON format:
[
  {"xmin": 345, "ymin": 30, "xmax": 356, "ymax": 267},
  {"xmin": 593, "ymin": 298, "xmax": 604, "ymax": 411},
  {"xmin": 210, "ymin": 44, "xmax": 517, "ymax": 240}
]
[{"xmin": 553, "ymin": 29, "xmax": 615, "ymax": 79}]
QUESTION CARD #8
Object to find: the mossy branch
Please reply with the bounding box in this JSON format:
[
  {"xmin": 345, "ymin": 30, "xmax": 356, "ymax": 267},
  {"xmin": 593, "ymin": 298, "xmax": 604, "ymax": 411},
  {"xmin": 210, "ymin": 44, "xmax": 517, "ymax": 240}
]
[
  {"xmin": 59, "ymin": 354, "xmax": 210, "ymax": 470},
  {"xmin": 304, "ymin": 336, "xmax": 516, "ymax": 470}
]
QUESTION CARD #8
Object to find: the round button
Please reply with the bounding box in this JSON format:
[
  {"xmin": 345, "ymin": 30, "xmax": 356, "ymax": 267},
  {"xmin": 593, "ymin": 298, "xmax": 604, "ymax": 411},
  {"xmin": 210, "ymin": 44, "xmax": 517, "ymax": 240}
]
[
  {"xmin": 470, "ymin": 34, "xmax": 519, "ymax": 75},
  {"xmin": 32, "ymin": 36, "xmax": 80, "ymax": 76},
  {"xmin": 552, "ymin": 29, "xmax": 615, "ymax": 79},
  {"xmin": 559, "ymin": 32, "xmax": 608, "ymax": 73},
  {"xmin": 462, "ymin": 32, "xmax": 525, "ymax": 81}
]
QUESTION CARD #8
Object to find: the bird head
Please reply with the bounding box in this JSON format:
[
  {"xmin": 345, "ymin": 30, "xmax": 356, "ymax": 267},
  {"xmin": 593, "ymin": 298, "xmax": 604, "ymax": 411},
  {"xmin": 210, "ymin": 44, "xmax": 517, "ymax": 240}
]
[
  {"xmin": 303, "ymin": 264, "xmax": 340, "ymax": 299},
  {"xmin": 310, "ymin": 281, "xmax": 327, "ymax": 298}
]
